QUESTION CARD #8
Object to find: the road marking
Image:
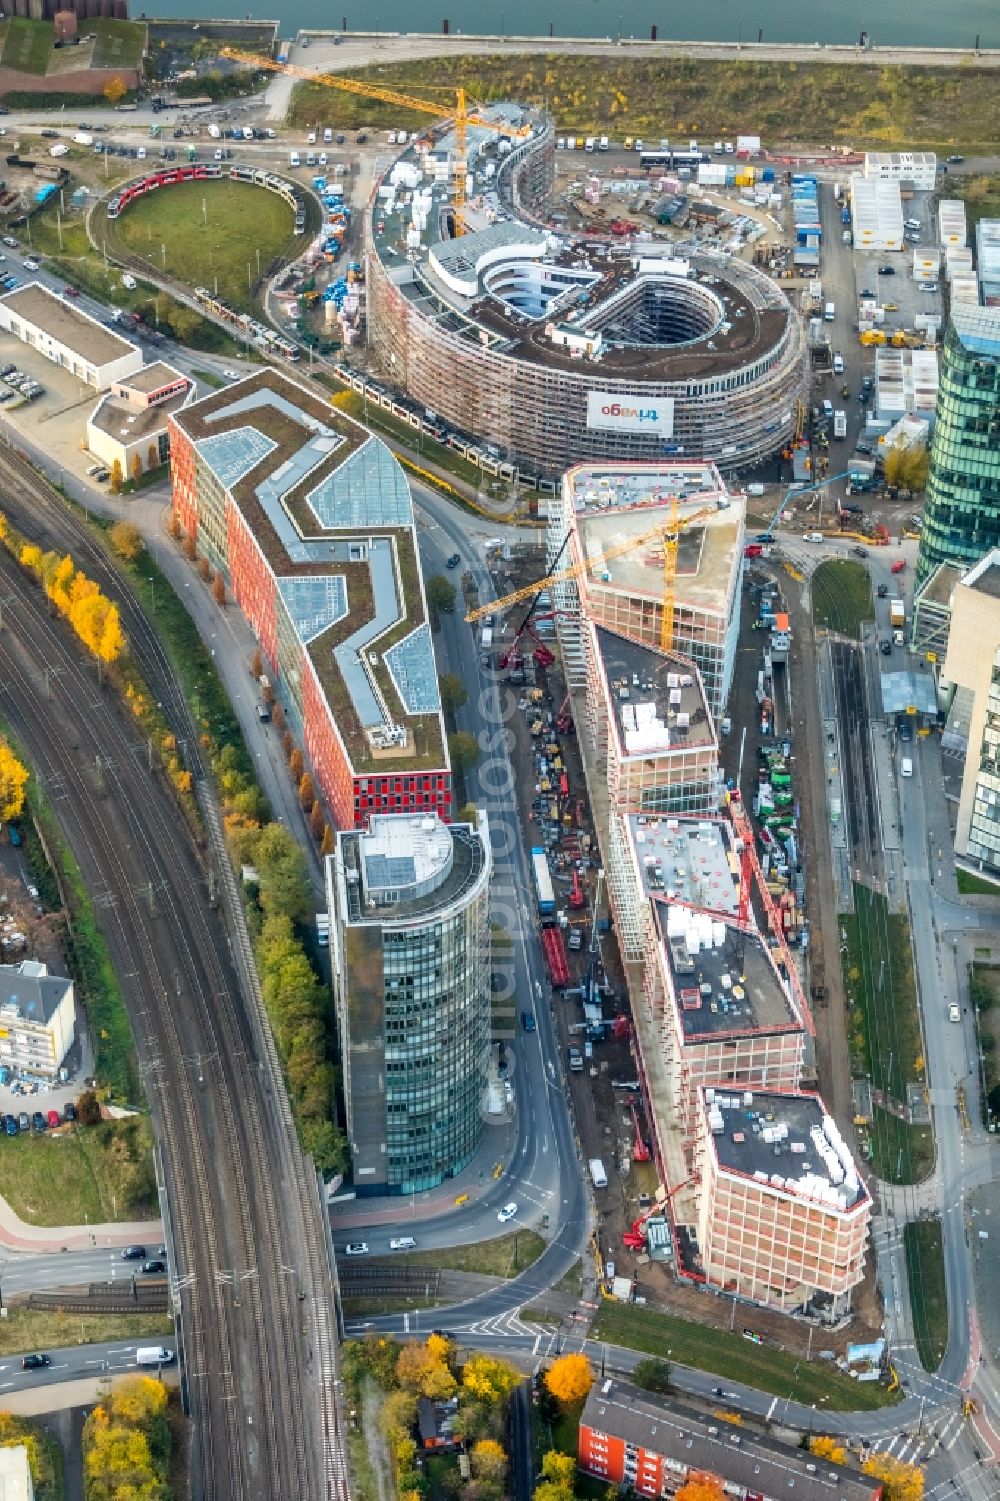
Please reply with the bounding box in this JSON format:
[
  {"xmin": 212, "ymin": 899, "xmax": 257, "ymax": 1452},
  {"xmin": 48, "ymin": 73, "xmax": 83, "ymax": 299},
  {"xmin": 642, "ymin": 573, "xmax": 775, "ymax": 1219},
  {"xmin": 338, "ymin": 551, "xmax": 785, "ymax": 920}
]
[{"xmin": 403, "ymin": 1313, "xmax": 410, "ymax": 1333}]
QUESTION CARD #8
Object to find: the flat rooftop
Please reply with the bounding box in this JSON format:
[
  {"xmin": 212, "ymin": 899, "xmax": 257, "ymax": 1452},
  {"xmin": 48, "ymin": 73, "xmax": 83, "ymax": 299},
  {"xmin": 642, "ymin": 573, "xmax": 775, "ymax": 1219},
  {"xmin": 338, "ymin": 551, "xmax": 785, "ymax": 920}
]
[
  {"xmin": 654, "ymin": 903, "xmax": 800, "ymax": 1039},
  {"xmin": 172, "ymin": 368, "xmax": 445, "ymax": 776},
  {"xmin": 576, "ymin": 494, "xmax": 743, "ymax": 618},
  {"xmin": 916, "ymin": 560, "xmax": 963, "ymax": 610},
  {"xmin": 125, "ymin": 361, "xmax": 187, "ymax": 395},
  {"xmin": 596, "ymin": 628, "xmax": 714, "ymax": 755},
  {"xmin": 90, "ymin": 382, "xmax": 191, "ymax": 444},
  {"xmin": 0, "ymin": 282, "xmax": 137, "ymax": 368},
  {"xmin": 582, "ymin": 1381, "xmax": 878, "ymax": 1501},
  {"xmin": 566, "ymin": 462, "xmax": 727, "ymax": 509},
  {"xmin": 629, "ymin": 815, "xmax": 742, "ymax": 911},
  {"xmin": 962, "ymin": 550, "xmax": 1000, "ymax": 601},
  {"xmin": 336, "ymin": 815, "xmax": 488, "ymax": 926},
  {"xmin": 704, "ymin": 1089, "xmax": 868, "ymax": 1211}
]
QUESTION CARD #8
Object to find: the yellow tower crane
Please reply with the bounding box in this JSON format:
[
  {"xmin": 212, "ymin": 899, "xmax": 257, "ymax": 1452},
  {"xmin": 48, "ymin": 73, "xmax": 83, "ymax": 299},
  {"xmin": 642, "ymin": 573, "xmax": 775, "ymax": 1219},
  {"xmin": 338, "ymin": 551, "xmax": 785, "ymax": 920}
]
[
  {"xmin": 466, "ymin": 503, "xmax": 716, "ymax": 653},
  {"xmin": 220, "ymin": 48, "xmax": 532, "ymax": 236}
]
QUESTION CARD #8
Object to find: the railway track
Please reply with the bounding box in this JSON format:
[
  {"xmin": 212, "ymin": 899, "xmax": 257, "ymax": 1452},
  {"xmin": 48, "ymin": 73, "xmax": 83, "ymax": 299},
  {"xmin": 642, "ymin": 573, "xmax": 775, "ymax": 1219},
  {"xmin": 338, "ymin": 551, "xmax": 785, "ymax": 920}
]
[{"xmin": 0, "ymin": 448, "xmax": 344, "ymax": 1500}]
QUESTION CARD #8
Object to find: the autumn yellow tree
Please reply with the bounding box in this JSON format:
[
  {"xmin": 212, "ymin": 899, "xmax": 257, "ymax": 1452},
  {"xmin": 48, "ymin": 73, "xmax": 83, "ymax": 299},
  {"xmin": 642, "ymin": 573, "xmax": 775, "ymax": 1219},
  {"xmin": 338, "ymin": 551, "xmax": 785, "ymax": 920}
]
[
  {"xmin": 19, "ymin": 543, "xmax": 42, "ymax": 575},
  {"xmin": 197, "ymin": 556, "xmax": 212, "ymax": 583},
  {"xmin": 110, "ymin": 521, "xmax": 144, "ymax": 562},
  {"xmin": 109, "ymin": 458, "xmax": 124, "ymax": 495},
  {"xmin": 288, "ymin": 748, "xmax": 304, "ymax": 780},
  {"xmin": 471, "ymin": 1438, "xmax": 508, "ymax": 1486},
  {"xmin": 535, "ymin": 1449, "xmax": 576, "ymax": 1501},
  {"xmin": 461, "ymin": 1353, "xmax": 522, "ymax": 1405},
  {"xmin": 396, "ymin": 1338, "xmax": 456, "ymax": 1399},
  {"xmin": 251, "ymin": 648, "xmax": 263, "ymax": 679},
  {"xmin": 544, "ymin": 1352, "xmax": 594, "ymax": 1405},
  {"xmin": 810, "ymin": 1436, "xmax": 847, "ymax": 1465},
  {"xmin": 130, "ymin": 453, "xmax": 143, "ymax": 486},
  {"xmin": 147, "ymin": 443, "xmax": 159, "ymax": 471},
  {"xmin": 212, "ymin": 572, "xmax": 226, "ymax": 606},
  {"xmin": 861, "ymin": 1453, "xmax": 925, "ymax": 1501},
  {"xmin": 309, "ymin": 800, "xmax": 325, "ymax": 841},
  {"xmin": 47, "ymin": 553, "xmax": 76, "ymax": 615},
  {"xmin": 320, "ymin": 822, "xmax": 334, "ymax": 857},
  {"xmin": 103, "ymin": 75, "xmax": 128, "ymax": 104},
  {"xmin": 0, "ymin": 738, "xmax": 29, "ymax": 820},
  {"xmin": 168, "ymin": 513, "xmax": 182, "ymax": 541},
  {"xmin": 299, "ymin": 771, "xmax": 315, "ymax": 810},
  {"xmin": 675, "ymin": 1480, "xmax": 725, "ymax": 1501}
]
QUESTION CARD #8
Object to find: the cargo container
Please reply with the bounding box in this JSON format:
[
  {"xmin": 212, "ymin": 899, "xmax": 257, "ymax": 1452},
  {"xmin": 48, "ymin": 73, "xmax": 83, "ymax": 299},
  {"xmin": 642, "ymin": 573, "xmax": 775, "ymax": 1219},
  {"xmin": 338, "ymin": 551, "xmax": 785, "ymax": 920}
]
[{"xmin": 531, "ymin": 847, "xmax": 556, "ymax": 917}]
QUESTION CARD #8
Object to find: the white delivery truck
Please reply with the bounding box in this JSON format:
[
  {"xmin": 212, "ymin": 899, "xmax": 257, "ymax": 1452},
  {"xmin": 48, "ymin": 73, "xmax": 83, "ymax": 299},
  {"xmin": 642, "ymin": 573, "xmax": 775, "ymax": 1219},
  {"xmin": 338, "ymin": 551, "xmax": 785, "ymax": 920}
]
[
  {"xmin": 136, "ymin": 1346, "xmax": 175, "ymax": 1368},
  {"xmin": 824, "ymin": 301, "xmax": 836, "ymax": 322},
  {"xmin": 833, "ymin": 411, "xmax": 847, "ymax": 439},
  {"xmin": 208, "ymin": 123, "xmax": 221, "ymax": 139},
  {"xmin": 589, "ymin": 1158, "xmax": 608, "ymax": 1189}
]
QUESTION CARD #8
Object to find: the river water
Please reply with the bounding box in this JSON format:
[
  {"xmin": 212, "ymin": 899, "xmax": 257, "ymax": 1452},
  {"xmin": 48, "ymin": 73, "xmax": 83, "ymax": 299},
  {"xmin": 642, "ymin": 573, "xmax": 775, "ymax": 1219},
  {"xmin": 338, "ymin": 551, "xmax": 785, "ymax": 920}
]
[{"xmin": 146, "ymin": 1, "xmax": 999, "ymax": 51}]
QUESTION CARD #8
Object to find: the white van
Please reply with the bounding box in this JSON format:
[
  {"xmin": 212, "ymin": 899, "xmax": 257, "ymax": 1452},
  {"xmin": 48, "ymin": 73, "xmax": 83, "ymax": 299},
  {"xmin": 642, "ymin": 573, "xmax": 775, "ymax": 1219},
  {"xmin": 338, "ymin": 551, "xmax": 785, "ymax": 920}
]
[
  {"xmin": 900, "ymin": 757, "xmax": 913, "ymax": 778},
  {"xmin": 833, "ymin": 353, "xmax": 844, "ymax": 374},
  {"xmin": 824, "ymin": 301, "xmax": 835, "ymax": 322},
  {"xmin": 599, "ymin": 136, "xmax": 609, "ymax": 151},
  {"xmin": 323, "ymin": 127, "xmax": 333, "ymax": 143},
  {"xmin": 589, "ymin": 1158, "xmax": 608, "ymax": 1189},
  {"xmin": 136, "ymin": 1346, "xmax": 175, "ymax": 1368},
  {"xmin": 289, "ymin": 150, "xmax": 300, "ymax": 167}
]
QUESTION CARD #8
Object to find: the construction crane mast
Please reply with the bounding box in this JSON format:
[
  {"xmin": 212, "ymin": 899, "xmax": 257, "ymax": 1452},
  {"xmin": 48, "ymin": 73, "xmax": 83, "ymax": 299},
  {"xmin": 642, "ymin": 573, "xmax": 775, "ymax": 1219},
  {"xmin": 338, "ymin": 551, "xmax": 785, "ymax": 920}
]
[
  {"xmin": 467, "ymin": 503, "xmax": 717, "ymax": 654},
  {"xmin": 221, "ymin": 48, "xmax": 530, "ymax": 235}
]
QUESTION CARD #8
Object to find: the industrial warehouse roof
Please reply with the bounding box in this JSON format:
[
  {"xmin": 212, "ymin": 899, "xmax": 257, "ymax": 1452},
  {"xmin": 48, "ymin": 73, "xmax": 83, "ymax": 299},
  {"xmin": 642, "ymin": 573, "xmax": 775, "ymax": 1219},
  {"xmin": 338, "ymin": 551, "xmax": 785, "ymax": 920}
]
[
  {"xmin": 0, "ymin": 282, "xmax": 138, "ymax": 369},
  {"xmin": 653, "ymin": 903, "xmax": 800, "ymax": 1039},
  {"xmin": 171, "ymin": 369, "xmax": 445, "ymax": 776},
  {"xmin": 595, "ymin": 628, "xmax": 714, "ymax": 755},
  {"xmin": 703, "ymin": 1090, "xmax": 868, "ymax": 1211},
  {"xmin": 581, "ymin": 1382, "xmax": 880, "ymax": 1501}
]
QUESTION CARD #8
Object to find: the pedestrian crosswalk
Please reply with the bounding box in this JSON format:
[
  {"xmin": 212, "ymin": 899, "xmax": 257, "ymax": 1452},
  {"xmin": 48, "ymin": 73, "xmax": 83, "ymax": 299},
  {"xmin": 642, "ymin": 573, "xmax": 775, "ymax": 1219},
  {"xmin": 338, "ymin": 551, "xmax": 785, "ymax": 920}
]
[{"xmin": 865, "ymin": 1409, "xmax": 966, "ymax": 1465}]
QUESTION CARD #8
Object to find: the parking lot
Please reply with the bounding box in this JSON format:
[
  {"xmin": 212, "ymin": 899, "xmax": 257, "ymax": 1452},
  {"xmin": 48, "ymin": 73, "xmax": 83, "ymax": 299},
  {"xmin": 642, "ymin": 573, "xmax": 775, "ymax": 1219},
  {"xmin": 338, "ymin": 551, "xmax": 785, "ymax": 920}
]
[{"xmin": 0, "ymin": 329, "xmax": 117, "ymax": 487}]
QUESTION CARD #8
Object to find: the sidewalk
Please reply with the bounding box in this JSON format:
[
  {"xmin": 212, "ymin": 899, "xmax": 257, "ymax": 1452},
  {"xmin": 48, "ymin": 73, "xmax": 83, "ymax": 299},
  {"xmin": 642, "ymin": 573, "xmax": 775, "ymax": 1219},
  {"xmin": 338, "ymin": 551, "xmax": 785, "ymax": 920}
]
[
  {"xmin": 0, "ymin": 1191, "xmax": 161, "ymax": 1253},
  {"xmin": 330, "ymin": 1118, "xmax": 517, "ymax": 1229}
]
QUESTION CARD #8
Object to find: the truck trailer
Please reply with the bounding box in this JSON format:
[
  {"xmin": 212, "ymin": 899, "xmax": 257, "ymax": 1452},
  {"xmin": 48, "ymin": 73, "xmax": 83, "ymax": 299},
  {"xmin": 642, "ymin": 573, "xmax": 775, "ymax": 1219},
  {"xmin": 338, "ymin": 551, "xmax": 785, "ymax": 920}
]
[{"xmin": 890, "ymin": 599, "xmax": 905, "ymax": 629}]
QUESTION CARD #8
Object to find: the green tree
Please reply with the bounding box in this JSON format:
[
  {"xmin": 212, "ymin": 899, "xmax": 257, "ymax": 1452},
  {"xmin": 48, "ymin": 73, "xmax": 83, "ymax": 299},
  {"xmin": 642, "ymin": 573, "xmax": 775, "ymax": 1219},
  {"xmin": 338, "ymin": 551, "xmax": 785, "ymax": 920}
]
[
  {"xmin": 253, "ymin": 823, "xmax": 311, "ymax": 923},
  {"xmin": 632, "ymin": 1357, "xmax": 672, "ymax": 1393},
  {"xmin": 448, "ymin": 731, "xmax": 481, "ymax": 776},
  {"xmin": 439, "ymin": 673, "xmax": 468, "ymax": 714},
  {"xmin": 426, "ymin": 573, "xmax": 456, "ymax": 626}
]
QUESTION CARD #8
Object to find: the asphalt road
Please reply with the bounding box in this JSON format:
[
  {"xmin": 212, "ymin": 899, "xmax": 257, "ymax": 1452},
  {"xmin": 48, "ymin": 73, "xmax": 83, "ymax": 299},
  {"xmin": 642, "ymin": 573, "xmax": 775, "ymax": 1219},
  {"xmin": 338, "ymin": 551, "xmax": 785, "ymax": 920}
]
[
  {"xmin": 0, "ymin": 452, "xmax": 340, "ymax": 1499},
  {"xmin": 0, "ymin": 1339, "xmax": 178, "ymax": 1398},
  {"xmin": 332, "ymin": 484, "xmax": 589, "ymax": 1293}
]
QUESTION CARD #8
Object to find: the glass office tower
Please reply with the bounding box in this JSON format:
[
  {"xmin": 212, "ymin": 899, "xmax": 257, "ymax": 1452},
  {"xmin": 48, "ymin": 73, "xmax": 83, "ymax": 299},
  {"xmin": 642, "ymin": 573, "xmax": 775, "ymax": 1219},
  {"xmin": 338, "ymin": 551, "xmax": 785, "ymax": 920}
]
[
  {"xmin": 917, "ymin": 306, "xmax": 1000, "ymax": 585},
  {"xmin": 327, "ymin": 812, "xmax": 491, "ymax": 1196}
]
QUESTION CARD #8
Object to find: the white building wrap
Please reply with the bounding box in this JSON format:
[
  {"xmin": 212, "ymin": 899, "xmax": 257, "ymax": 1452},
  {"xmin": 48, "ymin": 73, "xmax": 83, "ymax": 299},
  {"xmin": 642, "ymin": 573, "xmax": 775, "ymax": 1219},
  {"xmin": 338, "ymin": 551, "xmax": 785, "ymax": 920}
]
[{"xmin": 586, "ymin": 391, "xmax": 674, "ymax": 437}]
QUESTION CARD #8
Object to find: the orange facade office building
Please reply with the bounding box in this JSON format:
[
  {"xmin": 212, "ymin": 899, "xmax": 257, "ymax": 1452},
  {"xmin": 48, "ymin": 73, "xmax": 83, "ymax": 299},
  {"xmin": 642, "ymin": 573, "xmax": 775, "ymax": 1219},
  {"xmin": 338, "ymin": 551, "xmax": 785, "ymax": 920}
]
[{"xmin": 170, "ymin": 367, "xmax": 451, "ymax": 829}]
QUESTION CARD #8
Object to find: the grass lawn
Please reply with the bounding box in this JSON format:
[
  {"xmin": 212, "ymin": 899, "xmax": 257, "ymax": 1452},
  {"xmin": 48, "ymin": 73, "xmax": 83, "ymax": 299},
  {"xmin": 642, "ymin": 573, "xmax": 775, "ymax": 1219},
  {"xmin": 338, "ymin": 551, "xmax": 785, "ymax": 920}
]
[
  {"xmin": 904, "ymin": 1218, "xmax": 948, "ymax": 1371},
  {"xmin": 90, "ymin": 18, "xmax": 146, "ymax": 71},
  {"xmin": 0, "ymin": 1308, "xmax": 172, "ymax": 1358},
  {"xmin": 1, "ymin": 17, "xmax": 53, "ymax": 75},
  {"xmin": 842, "ymin": 883, "xmax": 933, "ymax": 1184},
  {"xmin": 592, "ymin": 1303, "xmax": 897, "ymax": 1411},
  {"xmin": 972, "ymin": 965, "xmax": 1000, "ymax": 1124},
  {"xmin": 957, "ymin": 866, "xmax": 1000, "ymax": 896},
  {"xmin": 371, "ymin": 1229, "xmax": 546, "ymax": 1279},
  {"xmin": 191, "ymin": 368, "xmax": 226, "ymax": 390},
  {"xmin": 288, "ymin": 55, "xmax": 1000, "ymax": 153},
  {"xmin": 110, "ymin": 179, "xmax": 305, "ymax": 314},
  {"xmin": 0, "ymin": 1412, "xmax": 62, "ymax": 1500},
  {"xmin": 811, "ymin": 560, "xmax": 873, "ymax": 639},
  {"xmin": 0, "ymin": 1120, "xmax": 157, "ymax": 1227},
  {"xmin": 952, "ymin": 175, "xmax": 1000, "ymax": 238}
]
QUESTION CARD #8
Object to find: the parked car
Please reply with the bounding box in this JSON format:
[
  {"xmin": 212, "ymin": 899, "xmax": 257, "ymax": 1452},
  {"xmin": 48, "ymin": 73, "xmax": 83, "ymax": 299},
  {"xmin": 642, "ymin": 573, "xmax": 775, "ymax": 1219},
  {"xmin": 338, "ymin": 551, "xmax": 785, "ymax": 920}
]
[
  {"xmin": 4, "ymin": 1114, "xmax": 17, "ymax": 1136},
  {"xmin": 881, "ymin": 640, "xmax": 892, "ymax": 656},
  {"xmin": 46, "ymin": 1110, "xmax": 60, "ymax": 1129},
  {"xmin": 878, "ymin": 265, "xmax": 895, "ymax": 275},
  {"xmin": 32, "ymin": 1112, "xmax": 46, "ymax": 1132},
  {"xmin": 17, "ymin": 1113, "xmax": 28, "ymax": 1132},
  {"xmin": 63, "ymin": 1101, "xmax": 77, "ymax": 1121}
]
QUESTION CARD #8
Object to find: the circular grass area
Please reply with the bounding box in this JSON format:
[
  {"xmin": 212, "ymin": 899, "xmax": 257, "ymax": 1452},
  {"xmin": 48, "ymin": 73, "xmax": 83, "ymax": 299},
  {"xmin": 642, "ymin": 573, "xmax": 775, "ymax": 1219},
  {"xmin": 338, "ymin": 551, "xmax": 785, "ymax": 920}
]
[{"xmin": 109, "ymin": 178, "xmax": 307, "ymax": 313}]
